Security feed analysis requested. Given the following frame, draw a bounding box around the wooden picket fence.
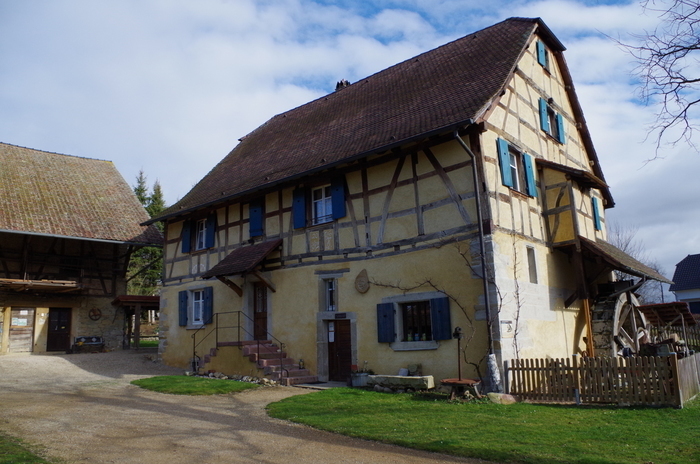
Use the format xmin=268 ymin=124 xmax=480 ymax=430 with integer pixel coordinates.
xmin=505 ymin=353 xmax=700 ymax=408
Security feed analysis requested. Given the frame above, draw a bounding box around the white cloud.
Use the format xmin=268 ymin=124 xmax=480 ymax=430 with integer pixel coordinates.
xmin=1 ymin=0 xmax=697 ymax=278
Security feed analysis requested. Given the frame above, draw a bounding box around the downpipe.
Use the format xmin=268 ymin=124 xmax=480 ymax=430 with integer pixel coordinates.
xmin=454 ymin=129 xmax=503 ymax=393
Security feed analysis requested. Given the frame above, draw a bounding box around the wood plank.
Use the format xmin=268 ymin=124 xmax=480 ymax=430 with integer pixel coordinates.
xmin=216 ymin=276 xmax=243 ymax=297
xmin=377 ymin=156 xmax=406 ymax=244
xmin=411 ymin=153 xmax=424 ymax=236
xmin=251 ymin=270 xmax=276 ymax=293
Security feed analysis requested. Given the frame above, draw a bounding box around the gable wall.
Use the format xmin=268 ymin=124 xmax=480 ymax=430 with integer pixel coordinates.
xmin=479 ymin=35 xmax=607 ymax=362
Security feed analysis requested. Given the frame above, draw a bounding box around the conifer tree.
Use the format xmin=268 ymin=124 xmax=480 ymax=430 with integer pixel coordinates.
xmin=127 ymin=172 xmax=166 ymax=295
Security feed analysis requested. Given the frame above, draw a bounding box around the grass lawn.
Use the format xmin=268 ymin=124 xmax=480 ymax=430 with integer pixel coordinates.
xmin=0 ymin=432 xmax=55 ymax=464
xmin=131 ymin=375 xmax=260 ymax=395
xmin=267 ymin=388 xmax=700 ymax=464
xmin=134 ymin=339 xmax=158 ymax=348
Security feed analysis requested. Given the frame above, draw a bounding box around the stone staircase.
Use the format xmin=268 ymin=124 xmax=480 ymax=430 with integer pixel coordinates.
xmin=202 ymin=340 xmax=318 ymax=386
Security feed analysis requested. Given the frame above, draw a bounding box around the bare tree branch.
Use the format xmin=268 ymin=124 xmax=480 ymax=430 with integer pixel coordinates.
xmin=621 ymin=0 xmax=700 ymax=153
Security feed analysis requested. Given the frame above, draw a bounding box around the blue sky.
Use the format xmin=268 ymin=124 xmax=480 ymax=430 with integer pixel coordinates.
xmin=1 ymin=0 xmax=698 ymax=287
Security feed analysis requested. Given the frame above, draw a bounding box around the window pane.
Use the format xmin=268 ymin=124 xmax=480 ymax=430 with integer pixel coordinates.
xmin=195 ymin=219 xmax=206 ymax=250
xmin=325 ymin=279 xmax=336 ymax=311
xmin=312 ymin=185 xmax=333 ymax=224
xmin=401 ymin=301 xmax=432 ymax=341
xmin=192 ymin=290 xmax=204 ymax=323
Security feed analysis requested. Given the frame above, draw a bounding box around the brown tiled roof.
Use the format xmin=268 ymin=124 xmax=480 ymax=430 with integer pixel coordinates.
xmin=0 ymin=142 xmax=163 ymax=245
xmin=579 ymin=236 xmax=672 ymax=284
xmin=153 ymin=17 xmax=556 ymax=222
xmin=201 ymin=239 xmax=282 ymax=278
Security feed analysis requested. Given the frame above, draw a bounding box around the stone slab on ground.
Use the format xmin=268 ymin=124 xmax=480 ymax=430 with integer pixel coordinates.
xmin=367 ymin=374 xmax=435 ymax=389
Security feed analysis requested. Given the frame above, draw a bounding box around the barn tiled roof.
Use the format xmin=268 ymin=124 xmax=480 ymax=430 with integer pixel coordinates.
xmin=153 ymin=17 xmax=576 ymax=223
xmin=670 ymin=254 xmax=700 ymax=292
xmin=0 ymin=142 xmax=163 ymax=245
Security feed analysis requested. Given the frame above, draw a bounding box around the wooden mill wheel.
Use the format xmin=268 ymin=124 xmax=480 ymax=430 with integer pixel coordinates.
xmin=591 ymin=292 xmax=648 ymax=357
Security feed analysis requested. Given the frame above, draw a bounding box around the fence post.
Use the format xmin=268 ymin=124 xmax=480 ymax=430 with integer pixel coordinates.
xmin=669 ymin=353 xmax=682 ymax=408
xmin=504 ymin=360 xmax=510 ymax=394
xmin=572 ymin=354 xmax=581 ymax=405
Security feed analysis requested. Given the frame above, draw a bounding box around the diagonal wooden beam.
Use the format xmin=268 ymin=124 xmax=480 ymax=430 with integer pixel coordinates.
xmin=216 ymin=276 xmax=243 ymax=297
xmin=251 ymin=270 xmax=276 ymax=293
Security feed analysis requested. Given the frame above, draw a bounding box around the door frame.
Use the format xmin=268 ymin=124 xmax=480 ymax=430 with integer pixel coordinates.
xmin=244 ymin=273 xmax=273 ymax=341
xmin=252 ymin=281 xmax=268 ymax=340
xmin=47 ymin=307 xmax=72 ymax=352
xmin=316 ymin=311 xmax=357 ymax=382
xmin=8 ymin=307 xmax=36 ymax=353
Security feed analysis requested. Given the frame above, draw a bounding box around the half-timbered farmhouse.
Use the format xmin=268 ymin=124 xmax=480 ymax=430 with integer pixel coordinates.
xmin=0 ymin=143 xmax=163 ymax=354
xmin=148 ymin=18 xmax=670 ymax=387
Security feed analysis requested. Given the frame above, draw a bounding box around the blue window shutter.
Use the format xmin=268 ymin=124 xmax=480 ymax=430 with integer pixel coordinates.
xmin=523 ymin=153 xmax=537 ymax=197
xmin=496 ymin=138 xmax=513 ymax=188
xmin=592 ymin=197 xmax=602 ymax=231
xmin=203 ymin=287 xmax=214 ymax=324
xmin=430 ymin=297 xmax=452 ymax=341
xmin=539 ymin=98 xmax=550 ymax=133
xmin=249 ymin=199 xmax=264 ymax=237
xmin=331 ymin=177 xmax=346 ymax=220
xmin=376 ymin=303 xmax=395 ymax=343
xmin=293 ymin=188 xmax=307 ymax=228
xmin=536 ymin=40 xmax=547 ymax=67
xmin=181 ymin=220 xmax=191 ymax=253
xmin=178 ymin=291 xmax=188 ymax=326
xmin=556 ymin=113 xmax=566 ymax=144
xmin=205 ymin=214 xmax=216 ymax=248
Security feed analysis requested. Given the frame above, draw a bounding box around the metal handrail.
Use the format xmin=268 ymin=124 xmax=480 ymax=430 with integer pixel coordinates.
xmin=190 ymin=311 xmax=290 ymax=379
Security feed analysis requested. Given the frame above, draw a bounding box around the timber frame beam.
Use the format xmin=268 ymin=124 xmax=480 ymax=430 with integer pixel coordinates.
xmin=216 ymin=276 xmax=243 ymax=297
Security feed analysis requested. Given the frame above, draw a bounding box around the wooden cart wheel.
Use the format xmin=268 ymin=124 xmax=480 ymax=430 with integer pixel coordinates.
xmin=592 ymin=292 xmax=647 ymax=356
xmin=88 ymin=308 xmax=102 ymax=321
xmin=612 ymin=294 xmax=648 ymax=355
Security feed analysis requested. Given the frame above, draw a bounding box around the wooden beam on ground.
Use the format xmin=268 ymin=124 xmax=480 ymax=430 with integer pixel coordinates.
xmin=216 ymin=276 xmax=243 ymax=297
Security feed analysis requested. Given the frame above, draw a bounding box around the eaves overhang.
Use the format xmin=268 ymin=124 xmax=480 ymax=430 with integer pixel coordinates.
xmin=144 ymin=119 xmax=477 ymax=225
xmin=0 ymin=228 xmax=163 ymax=247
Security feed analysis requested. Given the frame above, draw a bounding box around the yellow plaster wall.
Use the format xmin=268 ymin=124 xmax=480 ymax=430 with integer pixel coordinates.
xmin=0 ymin=294 xmax=126 ymax=355
xmin=160 ymin=240 xmax=490 ymax=381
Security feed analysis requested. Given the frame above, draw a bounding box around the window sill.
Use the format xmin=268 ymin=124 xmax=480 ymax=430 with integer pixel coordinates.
xmin=390 ymin=341 xmax=439 ymax=351
xmin=508 ymin=188 xmax=533 ymax=199
xmin=186 ymin=324 xmax=205 ymax=330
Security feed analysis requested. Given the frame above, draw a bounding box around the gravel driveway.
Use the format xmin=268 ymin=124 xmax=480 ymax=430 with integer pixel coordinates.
xmin=0 ymin=350 xmax=486 ymax=464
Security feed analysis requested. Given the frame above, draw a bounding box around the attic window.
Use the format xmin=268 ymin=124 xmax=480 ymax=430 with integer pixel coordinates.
xmin=539 ymin=98 xmax=566 ymax=144
xmin=536 ymin=40 xmax=550 ymax=70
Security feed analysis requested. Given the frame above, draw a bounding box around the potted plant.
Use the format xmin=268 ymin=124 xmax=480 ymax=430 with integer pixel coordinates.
xmin=350 ymin=361 xmax=374 ymax=387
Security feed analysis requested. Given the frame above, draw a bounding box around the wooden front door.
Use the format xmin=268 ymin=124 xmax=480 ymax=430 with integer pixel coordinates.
xmin=253 ymin=282 xmax=268 ymax=340
xmin=47 ymin=307 xmax=72 ymax=352
xmin=9 ymin=308 xmax=35 ymax=353
xmin=328 ymin=319 xmax=352 ymax=382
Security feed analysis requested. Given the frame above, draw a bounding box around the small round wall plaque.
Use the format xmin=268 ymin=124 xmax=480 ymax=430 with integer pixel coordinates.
xmin=355 ymin=269 xmax=370 ymax=293
xmin=88 ymin=308 xmax=102 ymax=321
